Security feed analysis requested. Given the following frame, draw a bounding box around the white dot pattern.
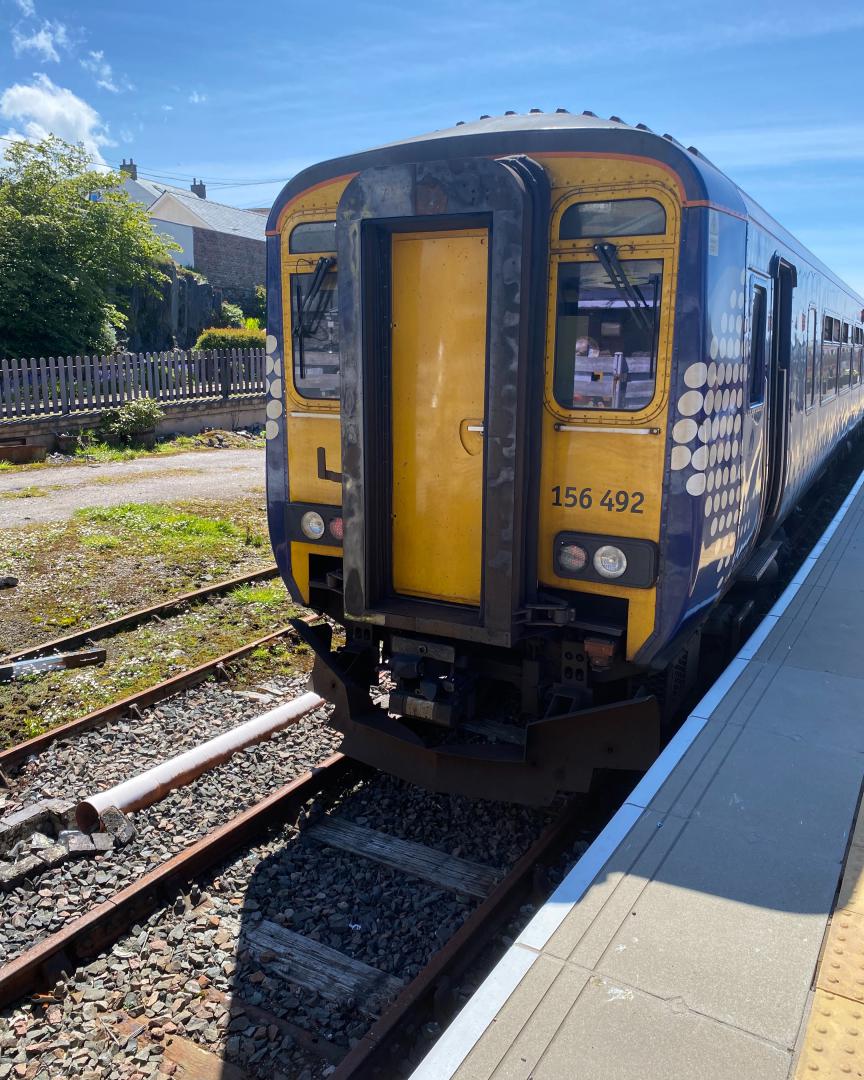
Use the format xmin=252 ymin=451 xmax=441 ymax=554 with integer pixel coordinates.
xmin=672 ymin=281 xmax=747 ymax=589
xmin=265 ymin=336 xmax=284 ymax=441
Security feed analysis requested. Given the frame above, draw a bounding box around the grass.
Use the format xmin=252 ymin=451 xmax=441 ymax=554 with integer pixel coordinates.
xmin=0 ymin=582 xmax=303 ymax=748
xmin=0 ymin=485 xmax=52 ymax=499
xmin=0 ymin=497 xmax=274 ymax=657
xmin=75 ymin=503 xmax=258 ymax=557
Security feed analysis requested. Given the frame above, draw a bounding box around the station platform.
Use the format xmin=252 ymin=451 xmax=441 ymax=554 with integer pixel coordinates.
xmin=413 ymin=469 xmax=864 ymax=1080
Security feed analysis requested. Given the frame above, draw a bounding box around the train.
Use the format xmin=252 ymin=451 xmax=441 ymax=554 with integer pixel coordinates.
xmin=264 ymin=111 xmax=864 ymax=804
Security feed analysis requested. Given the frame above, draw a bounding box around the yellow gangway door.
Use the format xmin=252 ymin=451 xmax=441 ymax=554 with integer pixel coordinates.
xmin=390 ymin=229 xmax=488 ymax=606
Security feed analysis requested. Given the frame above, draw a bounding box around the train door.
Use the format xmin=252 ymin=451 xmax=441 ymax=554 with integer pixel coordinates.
xmin=390 ymin=229 xmax=488 ymax=605
xmin=761 ymin=257 xmax=797 ymax=530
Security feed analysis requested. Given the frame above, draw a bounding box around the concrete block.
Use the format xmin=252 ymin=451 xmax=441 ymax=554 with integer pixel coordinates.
xmin=100 ymin=806 xmax=135 ymax=847
xmin=35 ymin=843 xmax=69 ymax=869
xmin=62 ymin=831 xmax=96 ymax=855
xmin=0 ymin=854 xmax=44 ymax=890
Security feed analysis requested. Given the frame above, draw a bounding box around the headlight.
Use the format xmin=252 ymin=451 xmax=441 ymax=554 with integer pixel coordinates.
xmin=593 ymin=545 xmax=628 ymax=579
xmin=558 ymin=542 xmax=588 ymax=573
xmin=300 ymin=511 xmax=325 ymax=540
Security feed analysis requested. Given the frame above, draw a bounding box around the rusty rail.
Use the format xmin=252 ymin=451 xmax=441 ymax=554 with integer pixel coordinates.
xmin=332 ymin=796 xmax=588 ymax=1079
xmin=1 ymin=564 xmax=279 ymax=665
xmin=0 ymin=624 xmax=300 ymax=773
xmin=0 ymin=754 xmax=352 ymax=1008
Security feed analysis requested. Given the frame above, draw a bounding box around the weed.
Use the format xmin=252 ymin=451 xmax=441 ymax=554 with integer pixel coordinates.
xmin=231 ymin=583 xmax=288 ymax=608
xmin=21 ymin=715 xmax=46 ymax=739
xmin=81 ymin=532 xmax=122 ymax=551
xmin=0 ymin=485 xmax=49 ymax=499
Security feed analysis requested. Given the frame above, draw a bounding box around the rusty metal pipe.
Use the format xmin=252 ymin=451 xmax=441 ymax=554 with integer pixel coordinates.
xmin=75 ymin=691 xmax=324 ymax=831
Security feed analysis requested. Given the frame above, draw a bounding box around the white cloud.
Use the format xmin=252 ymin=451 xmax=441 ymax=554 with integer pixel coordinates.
xmin=14 ymin=0 xmax=36 ymax=15
xmin=189 ymin=90 xmax=207 ymax=104
xmin=161 ymin=104 xmax=173 ymax=112
xmin=0 ymin=74 xmax=111 ymax=163
xmin=80 ymin=49 xmax=130 ymax=93
xmin=11 ymin=19 xmax=70 ymax=63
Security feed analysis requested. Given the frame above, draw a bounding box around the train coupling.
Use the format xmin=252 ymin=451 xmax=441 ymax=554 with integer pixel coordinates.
xmin=290 ymin=619 xmax=661 ymax=807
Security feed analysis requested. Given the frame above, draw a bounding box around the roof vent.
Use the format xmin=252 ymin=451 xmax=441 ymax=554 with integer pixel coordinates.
xmin=480 ymin=114 xmax=491 ymax=119
xmin=609 ymin=115 xmax=623 ymax=123
xmin=635 ymin=123 xmax=652 ymax=131
xmin=555 ymin=107 xmax=569 ymax=113
xmin=687 ymin=146 xmax=700 ymax=156
xmin=582 ymin=110 xmax=597 ymax=117
xmin=529 ymin=107 xmax=542 ymax=113
xmin=504 ymin=110 xmax=516 ymax=115
xmin=456 ymin=120 xmax=465 ymax=126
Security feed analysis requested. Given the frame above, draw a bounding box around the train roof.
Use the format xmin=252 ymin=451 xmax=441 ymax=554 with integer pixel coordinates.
xmin=268 ymin=111 xmax=861 ymax=305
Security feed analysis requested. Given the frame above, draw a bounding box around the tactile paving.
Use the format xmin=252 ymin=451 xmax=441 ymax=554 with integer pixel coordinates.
xmin=795 ymin=989 xmax=864 ymax=1077
xmin=818 ymin=910 xmax=864 ymax=1003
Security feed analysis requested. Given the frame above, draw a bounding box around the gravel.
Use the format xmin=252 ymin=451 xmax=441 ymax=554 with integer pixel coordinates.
xmin=0 ymin=772 xmax=551 ymax=1079
xmin=0 ymin=675 xmax=340 ymax=968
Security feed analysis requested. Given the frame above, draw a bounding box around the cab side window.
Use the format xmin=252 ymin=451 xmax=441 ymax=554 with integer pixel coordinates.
xmin=748 ymin=284 xmax=767 ymax=406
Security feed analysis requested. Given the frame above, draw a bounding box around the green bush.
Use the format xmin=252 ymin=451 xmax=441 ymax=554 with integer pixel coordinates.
xmin=252 ymin=284 xmax=266 ymax=322
xmin=193 ymin=326 xmax=266 ymax=350
xmin=218 ymin=301 xmax=245 ymax=328
xmin=244 ymin=316 xmax=261 ymax=332
xmin=98 ymin=398 xmax=165 ymax=443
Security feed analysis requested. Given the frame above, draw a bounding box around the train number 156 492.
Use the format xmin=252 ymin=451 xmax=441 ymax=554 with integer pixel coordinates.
xmin=551 ymin=486 xmax=645 ymax=513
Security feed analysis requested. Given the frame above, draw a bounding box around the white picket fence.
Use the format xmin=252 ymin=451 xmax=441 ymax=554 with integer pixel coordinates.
xmin=0 ymin=348 xmax=266 ymax=421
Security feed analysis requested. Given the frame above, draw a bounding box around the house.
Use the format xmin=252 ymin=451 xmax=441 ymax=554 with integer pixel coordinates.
xmin=120 ymin=159 xmax=266 ymax=308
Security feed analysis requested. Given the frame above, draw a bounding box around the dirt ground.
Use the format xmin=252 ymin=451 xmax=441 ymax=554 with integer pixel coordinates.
xmin=0 ymin=448 xmax=266 ymax=526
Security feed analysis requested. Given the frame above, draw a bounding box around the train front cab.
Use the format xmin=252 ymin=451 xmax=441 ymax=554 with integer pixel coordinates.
xmin=270 ymin=151 xmax=684 ymax=805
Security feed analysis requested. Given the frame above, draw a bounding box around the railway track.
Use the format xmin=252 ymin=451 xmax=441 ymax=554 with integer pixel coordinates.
xmin=0 ymin=734 xmax=595 ymax=1079
xmin=0 ymin=622 xmax=297 ymax=777
xmin=1 ymin=564 xmax=279 ymax=667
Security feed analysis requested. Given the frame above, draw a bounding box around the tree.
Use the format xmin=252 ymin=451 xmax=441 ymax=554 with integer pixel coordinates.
xmin=0 ymin=136 xmax=176 ymax=359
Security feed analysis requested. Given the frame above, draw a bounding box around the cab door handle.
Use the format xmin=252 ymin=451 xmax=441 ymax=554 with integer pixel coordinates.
xmin=459 ymin=419 xmax=485 ymax=455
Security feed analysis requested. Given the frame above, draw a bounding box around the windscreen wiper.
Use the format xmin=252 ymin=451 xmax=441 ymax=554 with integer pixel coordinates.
xmin=293 ymin=255 xmax=335 ymax=379
xmin=592 ymin=242 xmax=654 ymax=335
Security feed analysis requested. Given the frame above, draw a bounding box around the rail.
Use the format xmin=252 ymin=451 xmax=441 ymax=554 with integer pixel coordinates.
xmin=0 ymin=347 xmax=266 ymax=421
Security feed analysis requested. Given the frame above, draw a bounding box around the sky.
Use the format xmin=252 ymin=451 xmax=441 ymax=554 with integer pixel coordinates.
xmin=1 ymin=0 xmax=863 ymax=291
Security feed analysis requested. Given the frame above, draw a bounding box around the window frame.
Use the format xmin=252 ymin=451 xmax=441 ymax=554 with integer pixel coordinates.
xmin=840 ymin=320 xmax=853 ymax=393
xmin=747 ymin=279 xmax=769 ymax=410
xmin=545 ymin=184 xmax=679 ymax=424
xmin=282 ymin=213 xmax=342 ymax=412
xmin=805 ymin=305 xmax=818 ymax=410
xmin=288 ymin=266 xmax=340 ymax=401
xmin=550 ymin=255 xmax=665 ymax=413
xmin=558 ymin=197 xmax=667 ymax=241
xmin=821 ymin=312 xmax=841 ymax=403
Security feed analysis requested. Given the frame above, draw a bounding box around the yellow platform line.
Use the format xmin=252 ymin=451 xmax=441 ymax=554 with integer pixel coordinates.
xmin=796 ymin=802 xmax=864 ymax=1077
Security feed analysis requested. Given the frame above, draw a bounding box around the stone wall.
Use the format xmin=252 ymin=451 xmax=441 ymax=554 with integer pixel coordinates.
xmin=125 ymin=263 xmax=222 ymax=351
xmin=192 ymin=229 xmax=266 ymax=309
xmin=0 ymin=396 xmax=265 ymax=461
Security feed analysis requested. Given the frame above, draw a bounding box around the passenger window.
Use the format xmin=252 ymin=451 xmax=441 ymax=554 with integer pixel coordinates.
xmin=854 ymin=327 xmax=863 ymax=387
xmin=552 ymin=258 xmax=662 ymax=411
xmin=806 ymin=307 xmax=818 ymax=407
xmin=289 ymin=221 xmax=337 ymax=254
xmin=559 ymin=198 xmax=666 ymax=239
xmin=821 ymin=315 xmax=839 ymax=401
xmin=841 ymin=322 xmax=852 ymax=389
xmin=290 ymin=268 xmax=340 ymax=399
xmin=748 ymin=284 xmax=767 ymax=406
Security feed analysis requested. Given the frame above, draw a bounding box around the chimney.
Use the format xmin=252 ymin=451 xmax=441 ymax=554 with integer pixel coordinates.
xmin=120 ymin=158 xmax=137 ymax=181
xmin=190 ymin=178 xmax=206 ymax=199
